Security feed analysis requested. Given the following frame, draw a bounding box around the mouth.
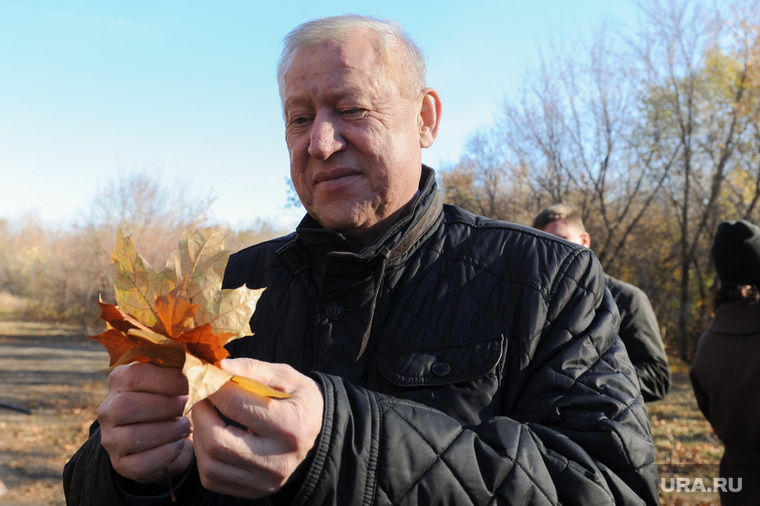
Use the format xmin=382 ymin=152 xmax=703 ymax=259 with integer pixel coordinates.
xmin=314 ymin=168 xmax=361 ymax=186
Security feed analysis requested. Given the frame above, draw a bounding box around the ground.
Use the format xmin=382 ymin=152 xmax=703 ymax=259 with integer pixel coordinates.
xmin=648 ymin=360 xmax=724 ymax=505
xmin=0 ymin=317 xmax=107 ymax=506
xmin=0 ymin=313 xmax=723 ymax=505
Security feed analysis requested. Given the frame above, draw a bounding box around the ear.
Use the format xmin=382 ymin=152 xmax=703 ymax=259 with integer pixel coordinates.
xmin=418 ymin=88 xmax=442 ymax=148
xmin=580 ymin=231 xmax=591 ymax=248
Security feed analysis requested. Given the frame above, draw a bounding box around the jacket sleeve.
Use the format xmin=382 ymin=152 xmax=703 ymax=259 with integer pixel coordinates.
xmin=613 ymin=281 xmax=671 ymax=402
xmin=63 ymin=422 xmax=129 ymax=506
xmin=287 ymin=250 xmax=659 ymax=505
xmin=689 ymin=370 xmax=712 ymax=424
xmin=689 ymin=339 xmax=712 ymax=425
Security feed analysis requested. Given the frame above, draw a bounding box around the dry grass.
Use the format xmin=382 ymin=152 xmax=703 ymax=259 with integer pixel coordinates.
xmin=650 ymin=358 xmax=723 ymax=505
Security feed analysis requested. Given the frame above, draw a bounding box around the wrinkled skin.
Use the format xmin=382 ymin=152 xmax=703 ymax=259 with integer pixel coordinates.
xmin=97 ymin=363 xmax=193 ymax=483
xmin=191 ymin=359 xmax=323 ymax=498
xmin=283 ymin=28 xmax=440 ymax=248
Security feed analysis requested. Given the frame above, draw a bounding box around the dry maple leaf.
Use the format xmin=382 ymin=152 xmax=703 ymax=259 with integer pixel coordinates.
xmin=92 ymin=229 xmax=289 ymax=414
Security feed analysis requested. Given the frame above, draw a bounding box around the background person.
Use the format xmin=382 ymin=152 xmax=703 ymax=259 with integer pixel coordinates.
xmin=532 ymin=203 xmax=671 ymax=402
xmin=691 ymin=219 xmax=760 ymax=505
xmin=63 ymin=15 xmax=658 ymax=505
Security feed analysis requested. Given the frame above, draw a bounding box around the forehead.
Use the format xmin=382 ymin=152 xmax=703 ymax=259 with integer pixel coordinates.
xmin=282 ymin=33 xmax=394 ymax=105
xmin=543 ymin=219 xmax=577 ymax=237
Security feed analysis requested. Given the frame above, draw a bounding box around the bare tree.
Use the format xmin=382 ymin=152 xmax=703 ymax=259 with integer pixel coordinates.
xmin=438 ymin=0 xmax=760 ymax=360
xmin=439 ymin=130 xmax=536 ymax=223
xmin=490 ymin=22 xmax=671 ymax=276
xmin=629 ymin=0 xmax=760 ymax=358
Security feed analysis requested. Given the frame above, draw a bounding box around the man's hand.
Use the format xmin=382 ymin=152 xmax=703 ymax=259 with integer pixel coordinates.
xmin=97 ymin=363 xmax=193 ymax=484
xmin=191 ymin=358 xmax=324 ymax=499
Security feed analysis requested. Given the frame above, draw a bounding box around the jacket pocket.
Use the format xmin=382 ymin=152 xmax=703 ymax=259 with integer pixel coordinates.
xmin=377 ymin=336 xmax=505 ymax=387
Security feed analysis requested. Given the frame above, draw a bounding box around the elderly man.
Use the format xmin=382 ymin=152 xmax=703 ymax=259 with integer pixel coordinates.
xmin=63 ymin=15 xmax=658 ymax=505
xmin=532 ymin=203 xmax=671 ymax=403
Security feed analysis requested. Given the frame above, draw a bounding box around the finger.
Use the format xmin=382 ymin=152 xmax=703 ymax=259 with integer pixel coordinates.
xmin=111 ymin=437 xmax=194 ymax=484
xmin=197 ymin=452 xmax=283 ymax=499
xmin=210 ymin=367 xmax=322 ymax=441
xmin=191 ymin=400 xmax=287 ymax=497
xmin=109 ymin=362 xmax=188 ymax=396
xmin=192 ymin=399 xmax=287 ymax=469
xmin=208 ymin=380 xmax=276 ymax=433
xmin=193 ymin=399 xmax=260 ymax=462
xmin=220 ymin=358 xmax=292 ymax=391
xmin=203 ymin=381 xmax=321 ymax=487
xmin=191 ymin=400 xmax=246 ymax=464
xmin=190 ymin=398 xmax=230 ymax=446
xmin=99 ymin=391 xmax=187 ymax=426
xmin=102 ymin=416 xmax=191 ymax=456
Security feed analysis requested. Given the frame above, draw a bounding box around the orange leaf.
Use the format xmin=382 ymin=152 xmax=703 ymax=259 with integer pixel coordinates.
xmin=154 ymin=290 xmax=198 ymax=338
xmin=91 ymin=325 xmax=187 ymax=369
xmin=97 ymin=300 xmax=154 ymax=336
xmin=91 ymin=328 xmax=142 ymax=368
xmin=174 ymin=324 xmax=230 ymax=366
xmin=112 ymin=335 xmax=187 ymax=369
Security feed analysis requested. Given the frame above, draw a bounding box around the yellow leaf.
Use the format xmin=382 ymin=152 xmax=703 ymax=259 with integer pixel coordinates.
xmin=181 ymin=356 xmax=292 ymax=414
xmin=182 ymin=353 xmax=233 ymax=413
xmin=91 ymin=228 xmax=282 ymax=413
xmin=230 ymin=375 xmax=292 ymax=399
xmin=167 ymin=229 xmax=259 ymax=339
xmin=200 ymin=286 xmax=262 ymax=343
xmin=111 ymin=231 xmax=174 ymax=327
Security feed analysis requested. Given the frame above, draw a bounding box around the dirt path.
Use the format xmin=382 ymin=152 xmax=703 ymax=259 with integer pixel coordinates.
xmin=0 ymin=318 xmax=109 ymax=506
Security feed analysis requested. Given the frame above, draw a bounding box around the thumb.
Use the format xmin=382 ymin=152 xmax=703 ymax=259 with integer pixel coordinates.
xmin=220 ymin=358 xmax=310 ymax=395
xmin=219 ymin=357 xmax=267 ymax=379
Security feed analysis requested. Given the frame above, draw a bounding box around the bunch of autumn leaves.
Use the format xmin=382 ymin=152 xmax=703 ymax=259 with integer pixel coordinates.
xmin=92 ymin=229 xmax=288 ymax=414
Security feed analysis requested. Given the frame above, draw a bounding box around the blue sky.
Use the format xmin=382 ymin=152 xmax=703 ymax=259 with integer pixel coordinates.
xmin=0 ymin=1 xmax=638 ymax=230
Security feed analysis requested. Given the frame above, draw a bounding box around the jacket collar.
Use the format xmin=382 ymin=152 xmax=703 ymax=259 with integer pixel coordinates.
xmin=709 ymin=300 xmax=760 ymax=335
xmin=276 ymin=165 xmax=443 ymax=361
xmin=289 ymin=164 xmax=442 ymax=265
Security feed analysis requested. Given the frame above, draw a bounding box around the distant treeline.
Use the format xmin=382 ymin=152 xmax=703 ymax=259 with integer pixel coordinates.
xmin=0 ymin=172 xmax=285 ymax=325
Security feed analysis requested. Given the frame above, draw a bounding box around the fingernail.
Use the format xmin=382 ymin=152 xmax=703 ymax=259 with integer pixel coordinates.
xmin=180 ymin=417 xmax=191 ymax=437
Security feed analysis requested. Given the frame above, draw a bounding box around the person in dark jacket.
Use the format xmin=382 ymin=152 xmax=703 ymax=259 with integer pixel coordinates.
xmin=691 ymin=219 xmax=760 ymax=505
xmin=532 ymin=204 xmax=671 ymax=402
xmin=63 ymin=15 xmax=659 ymax=505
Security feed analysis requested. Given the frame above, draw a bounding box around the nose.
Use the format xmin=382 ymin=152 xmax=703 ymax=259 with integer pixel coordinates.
xmin=308 ymin=113 xmax=344 ymax=160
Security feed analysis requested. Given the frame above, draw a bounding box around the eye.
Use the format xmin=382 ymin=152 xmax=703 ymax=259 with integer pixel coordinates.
xmin=341 ymin=108 xmax=367 ymax=119
xmin=287 ymin=115 xmax=312 ymax=128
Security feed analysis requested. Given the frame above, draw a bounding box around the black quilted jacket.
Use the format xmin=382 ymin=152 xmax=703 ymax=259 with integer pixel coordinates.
xmin=63 ymin=167 xmax=658 ymax=505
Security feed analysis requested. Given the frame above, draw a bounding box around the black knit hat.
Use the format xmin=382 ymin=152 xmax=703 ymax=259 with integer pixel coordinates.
xmin=712 ymin=220 xmax=760 ymax=286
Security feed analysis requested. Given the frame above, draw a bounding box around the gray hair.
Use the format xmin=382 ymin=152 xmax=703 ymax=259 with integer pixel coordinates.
xmin=276 ymin=14 xmax=427 ymax=102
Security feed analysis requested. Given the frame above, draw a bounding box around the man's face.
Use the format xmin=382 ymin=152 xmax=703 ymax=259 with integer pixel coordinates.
xmin=282 ymin=30 xmax=425 ymax=243
xmin=541 ymin=219 xmax=591 ymax=247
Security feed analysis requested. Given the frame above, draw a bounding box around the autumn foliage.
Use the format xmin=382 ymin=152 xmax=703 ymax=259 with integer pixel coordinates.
xmin=91 ymin=229 xmax=288 ymax=413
